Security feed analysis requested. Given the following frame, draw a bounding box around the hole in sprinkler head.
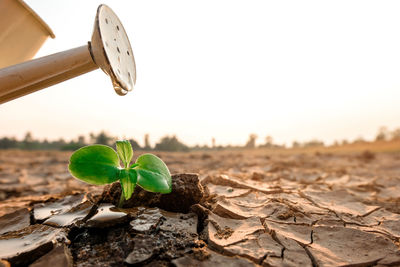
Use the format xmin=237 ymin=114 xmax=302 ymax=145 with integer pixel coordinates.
xmin=116 ymin=25 xmax=120 ymax=31
xmin=105 ymin=18 xmax=108 ymax=24
xmin=118 ymin=56 xmax=121 ymax=63
xmin=128 ymin=71 xmax=131 ymax=77
xmin=127 ymin=51 xmax=130 ymax=56
xmin=105 ymin=41 xmax=109 ymax=47
xmin=117 ymin=69 xmax=121 ymax=74
xmin=117 ymin=47 xmax=120 ymax=53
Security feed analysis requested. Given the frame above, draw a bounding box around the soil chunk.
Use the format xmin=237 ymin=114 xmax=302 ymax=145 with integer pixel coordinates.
xmin=0 ymin=225 xmax=67 ymax=266
xmin=104 ymin=173 xmax=204 ymax=213
xmin=224 ymin=232 xmax=282 ymax=263
xmin=130 ymin=208 xmax=163 ymax=233
xmin=309 ymin=226 xmax=400 ymax=266
xmin=0 ymin=208 xmax=30 ymax=235
xmin=33 ymin=194 xmax=85 ymax=222
xmin=172 ymin=248 xmax=258 ymax=267
xmin=159 ymin=210 xmax=198 ymax=235
xmin=124 ymin=235 xmax=155 ymax=265
xmin=263 ymin=232 xmax=313 ymax=267
xmin=206 ymin=212 xmax=264 ymax=249
xmin=44 ymin=201 xmax=93 ymax=227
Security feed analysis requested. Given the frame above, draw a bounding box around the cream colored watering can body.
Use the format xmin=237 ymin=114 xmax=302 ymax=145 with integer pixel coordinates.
xmin=0 ymin=2 xmax=136 ymax=104
xmin=0 ymin=0 xmax=55 ymax=68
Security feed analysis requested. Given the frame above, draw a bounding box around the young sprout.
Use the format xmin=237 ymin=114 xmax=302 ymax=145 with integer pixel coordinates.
xmin=68 ymin=140 xmax=172 ymax=207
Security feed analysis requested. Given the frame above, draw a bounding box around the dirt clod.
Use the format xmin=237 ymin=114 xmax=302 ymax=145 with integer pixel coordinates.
xmin=104 ymin=173 xmax=204 ymax=213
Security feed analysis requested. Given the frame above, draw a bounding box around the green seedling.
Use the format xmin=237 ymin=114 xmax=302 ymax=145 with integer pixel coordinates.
xmin=68 ymin=140 xmax=172 ymax=207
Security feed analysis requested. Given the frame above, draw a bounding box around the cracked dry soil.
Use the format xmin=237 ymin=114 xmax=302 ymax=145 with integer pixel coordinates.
xmin=0 ymin=149 xmax=399 ymax=266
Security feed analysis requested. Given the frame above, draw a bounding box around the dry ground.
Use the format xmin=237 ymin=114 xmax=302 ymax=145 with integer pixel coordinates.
xmin=0 ymin=145 xmax=400 ymax=266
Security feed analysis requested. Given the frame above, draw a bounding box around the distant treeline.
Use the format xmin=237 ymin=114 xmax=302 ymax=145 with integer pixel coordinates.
xmin=0 ymin=132 xmax=191 ymax=152
xmin=0 ymin=126 xmax=399 ymax=151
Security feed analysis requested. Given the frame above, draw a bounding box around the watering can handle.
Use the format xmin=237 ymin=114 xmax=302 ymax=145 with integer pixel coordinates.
xmin=0 ymin=44 xmax=97 ymax=104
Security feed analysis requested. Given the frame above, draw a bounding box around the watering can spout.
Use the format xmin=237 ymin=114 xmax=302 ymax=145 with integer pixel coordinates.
xmin=0 ymin=4 xmax=136 ymax=104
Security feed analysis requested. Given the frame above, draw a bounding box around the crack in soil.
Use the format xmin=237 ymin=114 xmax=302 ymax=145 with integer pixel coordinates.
xmin=310 ymin=230 xmax=314 ymax=244
xmin=302 ymin=244 xmax=318 ymax=267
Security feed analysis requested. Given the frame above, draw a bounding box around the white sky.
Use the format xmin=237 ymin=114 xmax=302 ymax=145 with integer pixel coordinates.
xmin=1 ymin=0 xmax=400 ymax=147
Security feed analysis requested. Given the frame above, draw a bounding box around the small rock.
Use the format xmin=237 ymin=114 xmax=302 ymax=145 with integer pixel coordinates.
xmin=125 ymin=249 xmax=154 ymax=265
xmin=30 ymin=244 xmax=73 ymax=267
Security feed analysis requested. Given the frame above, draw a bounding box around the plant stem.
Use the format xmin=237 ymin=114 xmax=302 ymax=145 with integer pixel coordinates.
xmin=130 ymin=163 xmax=139 ymax=168
xmin=118 ymin=192 xmax=125 ymax=208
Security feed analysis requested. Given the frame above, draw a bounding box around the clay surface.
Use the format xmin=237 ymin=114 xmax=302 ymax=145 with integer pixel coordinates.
xmin=0 ymin=150 xmax=400 ymax=266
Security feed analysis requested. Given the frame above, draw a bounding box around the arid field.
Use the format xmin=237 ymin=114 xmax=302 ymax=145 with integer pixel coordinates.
xmin=0 ymin=144 xmax=400 ymax=266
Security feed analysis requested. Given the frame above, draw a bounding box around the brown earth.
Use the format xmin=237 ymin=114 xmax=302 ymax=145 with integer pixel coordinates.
xmin=0 ymin=149 xmax=400 ymax=266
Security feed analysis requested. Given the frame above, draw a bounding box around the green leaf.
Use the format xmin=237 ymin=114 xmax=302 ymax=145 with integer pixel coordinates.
xmin=119 ymin=169 xmax=137 ymax=200
xmin=68 ymin=145 xmax=121 ymax=185
xmin=116 ymin=140 xmax=133 ymax=168
xmin=134 ymin=153 xmax=172 ymax=193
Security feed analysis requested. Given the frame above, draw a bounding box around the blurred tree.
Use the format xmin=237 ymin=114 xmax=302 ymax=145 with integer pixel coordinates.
xmin=391 ymin=128 xmax=400 ymax=140
xmin=0 ymin=137 xmax=17 ymax=149
xmin=129 ymin=139 xmax=142 ymax=150
xmin=265 ymin=136 xmax=273 ymax=145
xmin=245 ymin=134 xmax=257 ymax=148
xmin=77 ymin=135 xmax=86 ymax=144
xmin=155 ymin=135 xmax=189 ymax=152
xmin=353 ymin=136 xmax=366 ymax=144
xmin=22 ymin=132 xmax=35 ymax=149
xmin=144 ymin=134 xmax=151 ymax=150
xmin=292 ymin=141 xmax=301 ymax=148
xmin=375 ymin=126 xmax=389 ymax=141
xmin=91 ymin=131 xmax=113 ymax=146
xmin=259 ymin=135 xmax=275 ymax=148
xmin=304 ymin=139 xmax=324 ymax=147
xmin=60 ymin=136 xmax=86 ymax=151
xmin=333 ymin=140 xmax=340 ymax=146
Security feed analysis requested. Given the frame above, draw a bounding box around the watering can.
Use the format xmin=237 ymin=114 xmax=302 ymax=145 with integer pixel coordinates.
xmin=0 ymin=0 xmax=136 ymax=104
